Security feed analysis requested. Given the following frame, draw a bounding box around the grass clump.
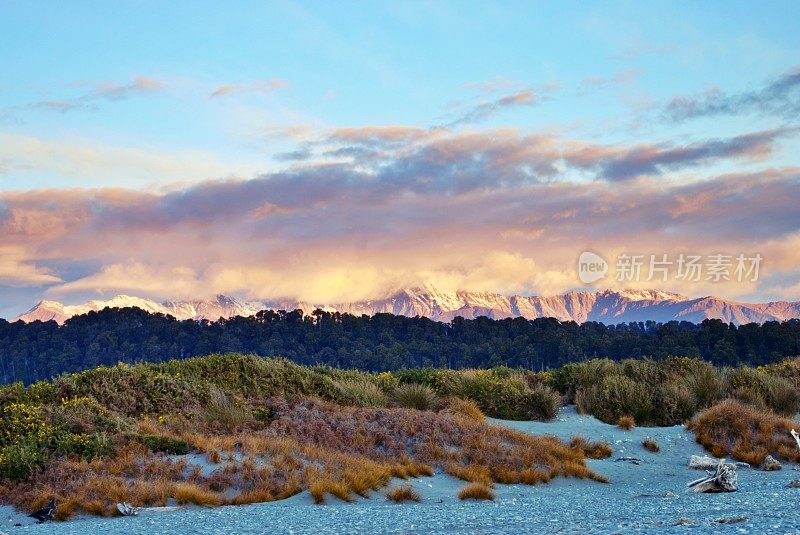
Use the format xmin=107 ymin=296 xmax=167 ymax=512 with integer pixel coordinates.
xmin=642 ymin=438 xmax=660 ymax=453
xmin=441 ymin=397 xmax=485 ymax=421
xmin=688 ymin=398 xmax=800 ymax=465
xmin=335 ymin=379 xmax=389 ymax=408
xmin=617 ymin=415 xmax=635 ymax=430
xmin=569 ymin=436 xmax=613 ymax=459
xmin=457 ymin=482 xmax=495 ymax=501
xmin=385 ymin=485 xmax=421 ymax=503
xmin=393 ymin=383 xmax=438 ymax=411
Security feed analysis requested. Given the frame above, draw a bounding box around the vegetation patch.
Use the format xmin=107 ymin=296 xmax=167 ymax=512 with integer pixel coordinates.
xmin=385 ymin=485 xmax=421 ymax=503
xmin=457 ymin=482 xmax=495 ymax=501
xmin=0 ymin=354 xmax=602 ymax=520
xmin=688 ymin=399 xmax=800 ymax=465
xmin=642 ymin=438 xmax=660 ymax=453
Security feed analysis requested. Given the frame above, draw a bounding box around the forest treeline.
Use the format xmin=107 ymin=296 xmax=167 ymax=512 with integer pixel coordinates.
xmin=1 ymin=307 xmax=799 ymax=384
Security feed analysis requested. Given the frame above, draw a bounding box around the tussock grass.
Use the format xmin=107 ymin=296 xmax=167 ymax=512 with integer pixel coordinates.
xmin=688 ymin=398 xmax=800 ymax=465
xmin=617 ymin=416 xmax=635 ymax=430
xmin=393 ymin=383 xmax=438 ymax=411
xmin=569 ymin=436 xmax=613 ymax=459
xmin=386 ymin=485 xmax=421 ymax=503
xmin=441 ymin=397 xmax=485 ymax=421
xmin=457 ymin=482 xmax=495 ymax=501
xmin=309 ymin=480 xmax=353 ymax=504
xmin=642 ymin=438 xmax=660 ymax=453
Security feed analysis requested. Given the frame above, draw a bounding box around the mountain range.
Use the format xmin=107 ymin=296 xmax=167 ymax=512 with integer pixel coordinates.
xmin=12 ymin=287 xmax=800 ymax=325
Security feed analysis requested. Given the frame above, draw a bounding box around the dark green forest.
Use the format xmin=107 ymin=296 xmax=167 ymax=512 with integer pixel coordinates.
xmin=1 ymin=307 xmax=799 ymax=384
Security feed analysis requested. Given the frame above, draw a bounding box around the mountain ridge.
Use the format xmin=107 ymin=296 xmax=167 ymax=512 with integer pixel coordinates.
xmin=12 ymin=288 xmax=800 ymax=325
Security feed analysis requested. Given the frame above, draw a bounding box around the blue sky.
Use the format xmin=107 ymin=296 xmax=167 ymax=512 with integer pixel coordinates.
xmin=0 ymin=1 xmax=799 ymax=316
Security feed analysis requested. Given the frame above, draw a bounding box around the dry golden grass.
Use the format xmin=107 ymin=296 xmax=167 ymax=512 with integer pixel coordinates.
xmin=53 ymin=498 xmax=78 ymax=521
xmin=385 ymin=485 xmax=421 ymax=503
xmin=444 ymin=462 xmax=494 ymax=486
xmin=642 ymin=438 xmax=660 ymax=453
xmin=617 ymin=415 xmax=635 ymax=430
xmin=309 ymin=480 xmax=353 ymax=504
xmin=442 ymin=397 xmax=486 ymax=422
xmin=171 ymin=482 xmax=223 ymax=507
xmin=457 ymin=482 xmax=495 ymax=501
xmin=569 ymin=436 xmax=614 ymax=459
xmin=0 ymin=396 xmax=603 ymax=518
xmin=688 ymin=398 xmax=800 ymax=466
xmin=231 ymin=488 xmax=274 ymax=505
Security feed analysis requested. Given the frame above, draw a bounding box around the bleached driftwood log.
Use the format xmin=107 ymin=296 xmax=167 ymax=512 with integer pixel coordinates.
xmin=116 ymin=502 xmax=140 ymax=516
xmin=688 ymin=461 xmax=738 ymax=493
xmin=791 ymin=429 xmax=800 ymax=452
xmin=688 ymin=455 xmax=735 ymax=470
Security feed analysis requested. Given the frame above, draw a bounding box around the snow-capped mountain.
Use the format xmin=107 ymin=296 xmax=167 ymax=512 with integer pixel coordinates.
xmin=12 ymin=288 xmax=800 ymax=325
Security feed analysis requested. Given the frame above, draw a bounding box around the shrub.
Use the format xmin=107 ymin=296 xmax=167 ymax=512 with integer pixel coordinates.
xmin=729 ymin=367 xmax=800 ymax=416
xmin=642 ymin=438 xmax=660 ymax=453
xmin=436 ymin=369 xmax=559 ymax=421
xmin=579 ymin=374 xmax=651 ymax=424
xmin=522 ymin=383 xmax=561 ymax=421
xmin=651 ymin=382 xmax=697 ymax=425
xmin=141 ymin=435 xmax=189 ymax=455
xmin=203 ymin=389 xmax=251 ymax=432
xmin=688 ymin=399 xmax=800 ymax=465
xmin=676 ymin=361 xmax=725 ymax=409
xmin=393 ymin=383 xmax=438 ymax=411
xmin=457 ymin=482 xmax=495 ymax=501
xmin=0 ymin=440 xmax=47 ymax=480
xmin=385 ymin=485 xmax=421 ymax=503
xmin=335 ymin=379 xmax=389 ymax=408
xmin=617 ymin=416 xmax=635 ymax=430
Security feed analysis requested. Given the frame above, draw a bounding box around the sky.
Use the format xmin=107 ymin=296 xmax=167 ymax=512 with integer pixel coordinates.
xmin=1 ymin=0 xmax=799 ymax=317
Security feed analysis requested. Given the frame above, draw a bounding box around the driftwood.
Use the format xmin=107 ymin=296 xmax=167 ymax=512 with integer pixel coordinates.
xmin=615 ymin=457 xmax=643 ymax=465
xmin=116 ymin=502 xmax=140 ymax=516
xmin=688 ymin=455 xmax=734 ymax=470
xmin=791 ymin=429 xmax=800 ymax=452
xmin=688 ymin=461 xmax=738 ymax=493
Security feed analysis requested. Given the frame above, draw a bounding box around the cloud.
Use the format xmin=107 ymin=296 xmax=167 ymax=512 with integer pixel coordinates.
xmin=26 ymin=76 xmax=165 ymax=113
xmin=463 ymin=77 xmax=518 ymax=94
xmin=0 ymin=246 xmax=62 ymax=287
xmin=564 ymin=128 xmax=793 ymax=181
xmin=210 ymin=79 xmax=288 ymax=98
xmin=664 ymin=65 xmax=800 ymax=121
xmin=0 ymin=131 xmax=260 ymax=188
xmin=2 ymin=154 xmax=798 ymax=305
xmin=446 ymin=89 xmax=539 ymax=126
xmin=1 ymin=123 xmax=798 ymax=306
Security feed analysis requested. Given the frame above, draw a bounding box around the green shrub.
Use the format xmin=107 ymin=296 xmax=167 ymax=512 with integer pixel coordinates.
xmin=578 ymin=374 xmax=652 ymax=424
xmin=55 ymin=432 xmax=112 ymax=459
xmin=141 ymin=434 xmax=189 ymax=455
xmin=676 ymin=362 xmax=724 ymax=409
xmin=651 ymin=382 xmax=697 ymax=424
xmin=0 ymin=440 xmax=47 ymax=480
xmin=521 ymin=383 xmax=560 ymax=421
xmin=335 ymin=379 xmax=389 ymax=408
xmin=729 ymin=367 xmax=800 ymax=416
